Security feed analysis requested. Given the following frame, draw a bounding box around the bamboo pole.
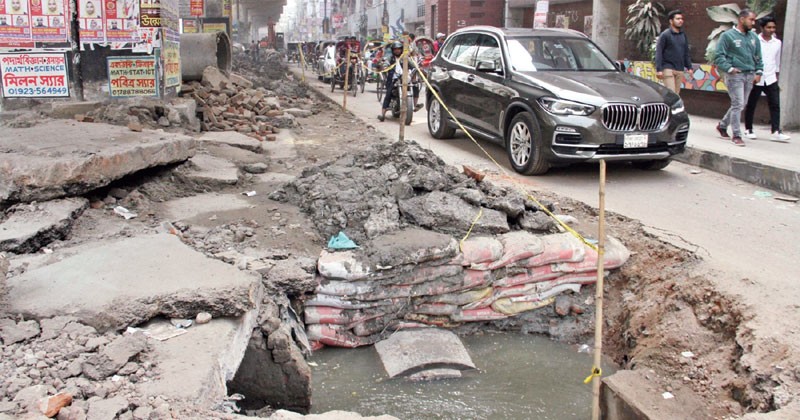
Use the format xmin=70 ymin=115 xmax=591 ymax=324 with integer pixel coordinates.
xmin=298 ymin=46 xmax=306 ymax=83
xmin=399 ymin=39 xmax=409 ymax=141
xmin=342 ymin=47 xmax=351 ymax=111
xmin=591 ymin=159 xmax=607 ymax=420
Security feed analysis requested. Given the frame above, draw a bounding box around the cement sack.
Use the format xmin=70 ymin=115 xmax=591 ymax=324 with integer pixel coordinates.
xmin=305 ymin=293 xmax=400 ymax=309
xmin=412 ymin=302 xmax=460 ymax=316
xmin=451 ymin=307 xmax=510 ymax=322
xmin=394 ymin=264 xmax=464 ymax=286
xmin=472 ymin=231 xmax=544 ymax=270
xmin=350 ymin=270 xmax=493 ymax=301
xmin=352 ymin=314 xmax=399 ymax=336
xmin=423 ymin=287 xmax=493 ymax=306
xmin=450 ymin=236 xmax=504 ymax=266
xmin=306 ymin=324 xmax=378 ymax=348
xmin=316 ymin=279 xmax=374 ymax=297
xmin=512 ymin=233 xmax=587 ymax=268
xmin=552 ymin=236 xmax=630 ymax=273
xmin=317 ymin=250 xmax=462 ymax=282
xmin=405 ymin=313 xmax=460 ymax=327
xmin=493 ymin=265 xmax=562 ymax=288
xmin=492 ymin=296 xmax=557 ymax=315
xmin=304 ymin=306 xmax=390 ymax=326
xmin=549 ymin=272 xmax=603 ymax=286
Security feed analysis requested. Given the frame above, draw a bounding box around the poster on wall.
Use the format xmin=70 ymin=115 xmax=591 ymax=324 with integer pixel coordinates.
xmin=583 ymin=15 xmax=593 ymax=38
xmin=107 ymin=55 xmax=158 ymax=97
xmin=222 ymin=0 xmax=229 ymax=17
xmin=534 ymin=1 xmax=548 ymax=29
xmin=30 ymin=0 xmax=70 ymax=43
xmin=0 ymin=0 xmax=34 ymax=47
xmin=78 ymin=0 xmax=104 ymax=42
xmin=162 ymin=39 xmax=179 ymax=87
xmin=139 ymin=0 xmax=159 ymax=28
xmin=0 ymin=52 xmax=69 ymax=97
xmin=202 ymin=22 xmax=225 ymax=33
xmin=181 ymin=18 xmax=197 ymax=33
xmin=160 ymin=0 xmax=177 ymax=40
xmin=105 ymin=0 xmax=139 ymax=42
xmin=189 ymin=0 xmax=201 ymax=17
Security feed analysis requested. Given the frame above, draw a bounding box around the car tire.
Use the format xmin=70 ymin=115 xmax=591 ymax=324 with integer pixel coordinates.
xmin=427 ymin=95 xmax=455 ymax=139
xmin=506 ymin=112 xmax=549 ymax=175
xmin=632 ymin=159 xmax=671 ymax=170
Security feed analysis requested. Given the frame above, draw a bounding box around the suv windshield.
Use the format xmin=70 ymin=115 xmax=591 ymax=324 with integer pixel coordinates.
xmin=506 ymin=36 xmax=616 ymax=72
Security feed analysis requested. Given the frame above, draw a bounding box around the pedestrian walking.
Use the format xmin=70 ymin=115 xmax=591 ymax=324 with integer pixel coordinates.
xmin=655 ymin=10 xmax=692 ymax=94
xmin=743 ymin=16 xmax=790 ymax=142
xmin=715 ymin=9 xmax=763 ymax=147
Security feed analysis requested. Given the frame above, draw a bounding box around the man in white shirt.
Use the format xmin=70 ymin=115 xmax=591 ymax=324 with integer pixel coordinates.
xmin=744 ymin=16 xmax=790 ymax=142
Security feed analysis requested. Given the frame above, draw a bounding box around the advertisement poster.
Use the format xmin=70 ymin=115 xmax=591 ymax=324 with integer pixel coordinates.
xmin=29 ymin=0 xmax=69 ymax=42
xmin=202 ymin=22 xmax=225 ymax=33
xmin=534 ymin=0 xmax=548 ymax=29
xmin=107 ymin=56 xmax=157 ymax=97
xmin=221 ymin=0 xmax=229 ymax=17
xmin=0 ymin=52 xmax=69 ymax=97
xmin=139 ymin=0 xmax=159 ymax=28
xmin=189 ymin=0 xmax=201 ymax=17
xmin=160 ymin=0 xmax=177 ymax=38
xmin=181 ymin=18 xmax=197 ymax=33
xmin=105 ymin=0 xmax=139 ymax=42
xmin=0 ymin=0 xmax=33 ymax=46
xmin=78 ymin=0 xmax=104 ymax=42
xmin=162 ymin=39 xmax=179 ymax=87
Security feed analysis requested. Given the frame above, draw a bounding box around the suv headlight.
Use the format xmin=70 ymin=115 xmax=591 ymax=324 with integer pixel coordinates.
xmin=671 ymin=98 xmax=685 ymax=115
xmin=538 ymin=97 xmax=596 ymax=116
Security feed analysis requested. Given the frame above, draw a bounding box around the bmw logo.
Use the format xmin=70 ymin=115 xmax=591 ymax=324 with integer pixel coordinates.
xmin=631 ymin=96 xmax=641 ymax=102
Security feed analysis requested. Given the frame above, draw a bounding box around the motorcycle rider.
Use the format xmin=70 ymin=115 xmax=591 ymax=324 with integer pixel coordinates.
xmin=377 ymin=41 xmax=423 ymax=122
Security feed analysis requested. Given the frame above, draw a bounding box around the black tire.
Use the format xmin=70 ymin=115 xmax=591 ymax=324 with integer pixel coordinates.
xmin=427 ymin=95 xmax=456 ymax=139
xmin=376 ymin=76 xmax=384 ymax=102
xmin=506 ymin=112 xmax=549 ymax=175
xmin=330 ymin=76 xmax=335 ymax=92
xmin=632 ymin=159 xmax=672 ymax=170
xmin=391 ymin=98 xmax=401 ymax=118
xmin=404 ymin=97 xmax=414 ymax=125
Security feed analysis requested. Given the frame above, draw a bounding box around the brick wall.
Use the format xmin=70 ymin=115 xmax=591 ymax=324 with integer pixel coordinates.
xmin=426 ymin=0 xmax=503 ymax=34
xmin=548 ymin=1 xmax=594 ymax=35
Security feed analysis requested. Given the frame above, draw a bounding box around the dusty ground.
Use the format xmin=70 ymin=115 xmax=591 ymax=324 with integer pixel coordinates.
xmin=2 ymin=56 xmax=797 ymax=419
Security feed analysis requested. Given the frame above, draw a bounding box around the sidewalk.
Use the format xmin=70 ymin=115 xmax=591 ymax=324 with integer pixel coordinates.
xmin=678 ymin=114 xmax=799 ymax=197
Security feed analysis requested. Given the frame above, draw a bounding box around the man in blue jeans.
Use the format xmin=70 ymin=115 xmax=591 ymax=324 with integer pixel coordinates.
xmin=715 ymin=9 xmax=763 ymax=147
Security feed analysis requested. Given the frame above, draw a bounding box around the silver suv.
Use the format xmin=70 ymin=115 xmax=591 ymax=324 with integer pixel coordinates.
xmin=426 ymin=26 xmax=690 ymax=175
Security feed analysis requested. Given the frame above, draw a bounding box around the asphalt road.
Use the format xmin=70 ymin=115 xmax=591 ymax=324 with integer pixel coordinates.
xmin=293 ymin=65 xmax=800 ymax=340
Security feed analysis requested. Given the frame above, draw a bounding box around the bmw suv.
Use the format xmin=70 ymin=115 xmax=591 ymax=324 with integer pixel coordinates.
xmin=426 ymin=26 xmax=690 ymax=175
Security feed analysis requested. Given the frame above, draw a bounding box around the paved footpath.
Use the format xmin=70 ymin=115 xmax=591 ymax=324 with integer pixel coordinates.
xmin=679 ymin=115 xmax=799 ymax=198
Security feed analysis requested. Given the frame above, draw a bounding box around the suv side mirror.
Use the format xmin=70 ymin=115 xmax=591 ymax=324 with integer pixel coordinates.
xmin=476 ymin=60 xmax=499 ymax=73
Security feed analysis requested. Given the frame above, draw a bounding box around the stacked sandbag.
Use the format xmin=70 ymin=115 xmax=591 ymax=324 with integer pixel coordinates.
xmin=305 ymin=228 xmax=630 ymax=348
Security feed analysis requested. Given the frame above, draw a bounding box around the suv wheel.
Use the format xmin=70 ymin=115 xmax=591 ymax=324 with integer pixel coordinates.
xmin=506 ymin=112 xmax=549 ymax=175
xmin=427 ymin=96 xmax=456 ymax=139
xmin=632 ymin=159 xmax=671 ymax=170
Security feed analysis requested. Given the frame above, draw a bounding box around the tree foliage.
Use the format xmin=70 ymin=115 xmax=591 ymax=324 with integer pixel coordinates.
xmin=624 ymin=0 xmax=666 ymax=57
xmin=704 ymin=1 xmax=776 ymax=63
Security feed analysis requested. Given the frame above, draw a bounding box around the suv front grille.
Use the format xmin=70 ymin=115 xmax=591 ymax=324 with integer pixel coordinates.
xmin=602 ymin=103 xmax=670 ymax=132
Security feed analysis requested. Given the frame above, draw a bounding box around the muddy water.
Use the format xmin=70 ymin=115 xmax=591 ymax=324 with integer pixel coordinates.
xmin=309 ymin=332 xmax=616 ymax=419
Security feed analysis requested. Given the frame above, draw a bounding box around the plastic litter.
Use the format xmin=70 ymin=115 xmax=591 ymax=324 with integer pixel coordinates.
xmin=327 ymin=231 xmax=359 ymax=250
xmin=662 ymin=392 xmax=674 ymax=400
xmin=170 ymin=318 xmax=193 ymax=328
xmin=242 ymin=190 xmax=257 ymax=197
xmin=754 ymin=191 xmax=773 ymax=198
xmin=113 ymin=206 xmax=137 ymax=220
xmin=681 ymin=351 xmax=694 ymax=358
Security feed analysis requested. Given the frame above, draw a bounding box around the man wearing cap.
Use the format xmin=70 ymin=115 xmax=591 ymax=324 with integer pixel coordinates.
xmin=434 ymin=33 xmax=446 ymax=53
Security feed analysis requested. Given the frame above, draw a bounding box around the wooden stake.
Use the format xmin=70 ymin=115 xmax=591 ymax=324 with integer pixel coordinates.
xmin=342 ymin=47 xmax=351 ymax=111
xmin=399 ymin=39 xmax=409 ymax=141
xmin=591 ymin=159 xmax=607 ymax=420
xmin=298 ymin=45 xmax=306 ymax=83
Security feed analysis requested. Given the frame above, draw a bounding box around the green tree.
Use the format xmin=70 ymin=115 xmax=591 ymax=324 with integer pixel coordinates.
xmin=624 ymin=0 xmax=666 ymax=57
xmin=705 ymin=1 xmax=776 ymax=63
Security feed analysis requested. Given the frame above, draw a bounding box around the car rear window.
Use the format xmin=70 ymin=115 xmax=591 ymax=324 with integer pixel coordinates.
xmin=507 ymin=36 xmax=616 ymax=72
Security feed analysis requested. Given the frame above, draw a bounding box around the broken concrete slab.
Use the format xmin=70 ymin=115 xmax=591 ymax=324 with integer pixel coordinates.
xmin=138 ymin=311 xmax=258 ymax=407
xmin=160 ymin=193 xmax=252 ymax=221
xmin=0 ymin=318 xmax=40 ymax=345
xmin=86 ymin=396 xmax=129 ymax=420
xmin=399 ymin=191 xmax=510 ymax=235
xmin=198 ymin=131 xmax=266 ymax=154
xmin=374 ymin=328 xmax=475 ymax=378
xmin=284 ymin=108 xmax=313 ymax=118
xmin=47 ymin=101 xmax=104 ymax=119
xmin=255 ymin=172 xmax=297 ymax=185
xmin=7 ymin=234 xmax=262 ymax=330
xmin=0 ymin=120 xmax=195 ymax=205
xmin=601 ymin=370 xmax=709 ymax=419
xmin=184 ymin=154 xmax=240 ymax=186
xmin=82 ymin=334 xmax=147 ymax=380
xmin=0 ymin=198 xmax=88 ymax=254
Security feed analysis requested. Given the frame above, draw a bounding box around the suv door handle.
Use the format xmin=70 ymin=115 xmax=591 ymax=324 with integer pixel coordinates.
xmin=467 ymin=75 xmax=475 ymax=82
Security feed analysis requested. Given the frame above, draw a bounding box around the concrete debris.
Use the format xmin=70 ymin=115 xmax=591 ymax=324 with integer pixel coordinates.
xmin=0 ymin=120 xmax=195 ymax=205
xmin=78 ymin=98 xmax=201 ymax=133
xmin=198 ymin=131 xmax=266 ymax=154
xmin=82 ymin=334 xmax=148 ymax=380
xmin=0 ymin=318 xmax=40 ymax=344
xmin=38 ymin=392 xmax=73 ymax=417
xmin=8 ymin=234 xmax=262 ymax=330
xmin=195 ymin=312 xmax=212 ymax=324
xmin=374 ymin=328 xmax=476 ymax=378
xmin=183 ymin=154 xmax=240 ymax=186
xmin=0 ymin=253 xmax=7 ymax=313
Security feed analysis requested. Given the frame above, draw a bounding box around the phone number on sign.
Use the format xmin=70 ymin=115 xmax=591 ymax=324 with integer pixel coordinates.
xmin=4 ymin=86 xmax=69 ymax=96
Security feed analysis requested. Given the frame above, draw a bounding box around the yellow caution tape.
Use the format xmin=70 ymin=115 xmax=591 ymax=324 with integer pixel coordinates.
xmin=459 ymin=208 xmax=483 ymax=252
xmin=408 ymin=58 xmax=599 ymax=253
xmin=583 ymin=366 xmax=602 ymax=384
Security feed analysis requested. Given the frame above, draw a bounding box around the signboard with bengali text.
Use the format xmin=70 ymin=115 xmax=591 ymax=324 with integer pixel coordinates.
xmin=162 ymin=39 xmax=179 ymax=87
xmin=107 ymin=55 xmax=158 ymax=97
xmin=189 ymin=0 xmax=202 ymax=16
xmin=0 ymin=52 xmax=69 ymax=97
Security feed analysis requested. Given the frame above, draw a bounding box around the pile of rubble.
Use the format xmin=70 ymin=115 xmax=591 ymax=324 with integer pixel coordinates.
xmin=273 ymin=140 xmax=632 ymax=347
xmin=78 ymin=98 xmax=201 ymax=133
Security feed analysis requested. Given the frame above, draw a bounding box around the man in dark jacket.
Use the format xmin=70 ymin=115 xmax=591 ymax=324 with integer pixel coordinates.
xmin=655 ymin=10 xmax=692 ymax=94
xmin=715 ymin=9 xmax=763 ymax=147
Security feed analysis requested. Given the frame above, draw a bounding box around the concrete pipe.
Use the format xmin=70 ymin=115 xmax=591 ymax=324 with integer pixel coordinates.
xmin=180 ymin=31 xmax=232 ymax=81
